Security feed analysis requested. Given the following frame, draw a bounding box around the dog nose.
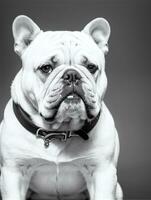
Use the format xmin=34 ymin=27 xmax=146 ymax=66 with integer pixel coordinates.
xmin=63 ymin=69 xmax=81 ymax=84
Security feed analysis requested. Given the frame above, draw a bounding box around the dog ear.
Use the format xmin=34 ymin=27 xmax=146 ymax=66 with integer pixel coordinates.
xmin=12 ymin=15 xmax=41 ymax=56
xmin=82 ymin=18 xmax=111 ymax=54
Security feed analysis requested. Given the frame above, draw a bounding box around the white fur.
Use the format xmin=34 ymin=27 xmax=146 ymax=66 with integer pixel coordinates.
xmin=0 ymin=16 xmax=123 ymax=200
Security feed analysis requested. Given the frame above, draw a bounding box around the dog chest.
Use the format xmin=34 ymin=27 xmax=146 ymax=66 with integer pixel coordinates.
xmin=29 ymin=161 xmax=86 ymax=196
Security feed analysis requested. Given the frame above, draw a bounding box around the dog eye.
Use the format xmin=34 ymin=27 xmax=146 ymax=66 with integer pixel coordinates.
xmin=87 ymin=64 xmax=98 ymax=74
xmin=39 ymin=64 xmax=53 ymax=74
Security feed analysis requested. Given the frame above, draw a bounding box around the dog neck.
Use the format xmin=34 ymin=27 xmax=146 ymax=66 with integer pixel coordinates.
xmin=12 ymin=100 xmax=101 ymax=147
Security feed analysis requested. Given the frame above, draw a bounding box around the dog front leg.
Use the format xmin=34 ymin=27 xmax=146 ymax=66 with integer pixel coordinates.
xmin=85 ymin=164 xmax=117 ymax=200
xmin=1 ymin=165 xmax=30 ymax=200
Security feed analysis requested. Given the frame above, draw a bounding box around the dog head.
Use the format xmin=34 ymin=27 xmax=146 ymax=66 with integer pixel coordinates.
xmin=12 ymin=15 xmax=110 ymax=130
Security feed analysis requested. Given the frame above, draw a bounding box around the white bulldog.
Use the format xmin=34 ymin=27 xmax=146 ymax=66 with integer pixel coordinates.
xmin=0 ymin=15 xmax=123 ymax=200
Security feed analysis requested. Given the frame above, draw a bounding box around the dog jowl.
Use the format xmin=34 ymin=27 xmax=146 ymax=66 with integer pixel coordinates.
xmin=0 ymin=15 xmax=123 ymax=200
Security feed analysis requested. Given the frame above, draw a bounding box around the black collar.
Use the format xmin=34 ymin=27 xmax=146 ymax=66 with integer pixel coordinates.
xmin=13 ymin=101 xmax=101 ymax=148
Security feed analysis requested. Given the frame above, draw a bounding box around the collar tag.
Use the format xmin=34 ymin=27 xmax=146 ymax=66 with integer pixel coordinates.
xmin=36 ymin=128 xmax=68 ymax=148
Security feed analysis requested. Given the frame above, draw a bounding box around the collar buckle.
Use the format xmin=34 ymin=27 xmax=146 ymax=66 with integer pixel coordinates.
xmin=67 ymin=131 xmax=79 ymax=138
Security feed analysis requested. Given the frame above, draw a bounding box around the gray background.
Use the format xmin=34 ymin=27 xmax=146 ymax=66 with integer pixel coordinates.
xmin=0 ymin=0 xmax=151 ymax=199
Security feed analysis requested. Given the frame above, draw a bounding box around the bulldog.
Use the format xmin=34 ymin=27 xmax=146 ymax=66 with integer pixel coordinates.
xmin=0 ymin=15 xmax=123 ymax=200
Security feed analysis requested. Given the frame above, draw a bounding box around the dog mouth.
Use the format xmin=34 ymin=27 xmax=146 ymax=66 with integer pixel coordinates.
xmin=64 ymin=94 xmax=81 ymax=104
xmin=43 ymin=84 xmax=94 ymax=122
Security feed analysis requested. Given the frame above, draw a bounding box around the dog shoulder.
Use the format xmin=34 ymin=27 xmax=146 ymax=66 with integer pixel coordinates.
xmin=101 ymin=102 xmax=116 ymax=130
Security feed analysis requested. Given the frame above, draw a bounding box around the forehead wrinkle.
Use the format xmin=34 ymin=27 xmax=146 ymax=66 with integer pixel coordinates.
xmin=57 ymin=34 xmax=99 ymax=66
xmin=57 ymin=34 xmax=81 ymax=65
xmin=30 ymin=31 xmax=102 ymax=67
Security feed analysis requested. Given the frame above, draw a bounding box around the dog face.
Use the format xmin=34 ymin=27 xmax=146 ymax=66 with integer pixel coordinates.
xmin=12 ymin=16 xmax=110 ymax=129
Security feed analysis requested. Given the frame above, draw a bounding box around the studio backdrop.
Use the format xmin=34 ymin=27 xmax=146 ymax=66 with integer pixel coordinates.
xmin=0 ymin=0 xmax=151 ymax=199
